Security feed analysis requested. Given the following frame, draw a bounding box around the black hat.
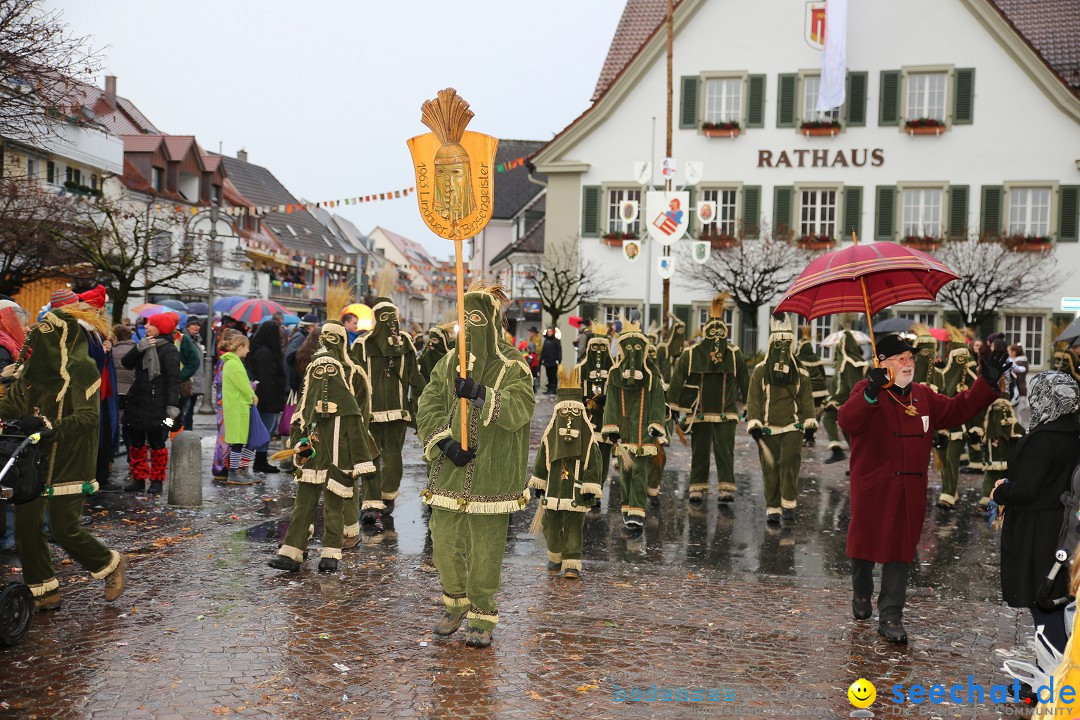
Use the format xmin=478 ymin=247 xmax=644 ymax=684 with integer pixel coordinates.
xmin=875 ymin=333 xmax=916 ymax=361
xmin=300 ymin=313 xmax=319 ymax=324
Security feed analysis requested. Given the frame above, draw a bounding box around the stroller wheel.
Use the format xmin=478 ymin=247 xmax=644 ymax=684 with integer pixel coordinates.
xmin=0 ymin=582 xmax=34 ymax=646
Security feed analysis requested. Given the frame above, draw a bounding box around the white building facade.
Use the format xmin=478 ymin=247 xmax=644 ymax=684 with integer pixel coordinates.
xmin=533 ymin=0 xmax=1080 ymax=365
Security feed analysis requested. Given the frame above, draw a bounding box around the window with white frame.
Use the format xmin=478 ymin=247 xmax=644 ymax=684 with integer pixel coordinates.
xmin=799 ymin=188 xmax=838 ymax=239
xmin=150 ymin=232 xmax=172 ymax=263
xmin=605 ymin=304 xmax=640 ymax=327
xmin=901 ymin=188 xmax=943 ymax=238
xmin=696 ymin=305 xmax=734 ymax=335
xmin=25 ymin=158 xmax=36 ymax=180
xmin=896 ymin=310 xmax=936 ymax=327
xmin=46 ymin=161 xmax=55 ymax=184
xmin=794 ymin=315 xmax=834 ymax=361
xmin=906 ymin=72 xmax=947 ymax=123
xmin=704 ymin=77 xmax=742 ymax=125
xmin=801 ymin=75 xmax=839 ymax=124
xmin=1008 ymin=187 xmax=1051 ymax=237
xmin=1004 ymin=315 xmax=1044 ymax=367
xmin=607 ymin=188 xmax=642 ymax=236
xmin=699 ymin=188 xmax=738 ymax=236
xmin=65 ymin=166 xmax=81 ymax=186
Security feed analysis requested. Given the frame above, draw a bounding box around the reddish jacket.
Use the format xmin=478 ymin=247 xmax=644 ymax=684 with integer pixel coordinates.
xmin=839 ymin=376 xmax=998 ymax=563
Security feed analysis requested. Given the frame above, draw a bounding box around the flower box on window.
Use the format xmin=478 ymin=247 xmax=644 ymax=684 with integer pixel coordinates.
xmin=800 ymin=120 xmax=842 ymax=137
xmin=905 ymin=118 xmax=946 ymax=136
xmin=702 ymin=233 xmax=740 ymax=249
xmin=900 ymin=235 xmax=943 ymax=251
xmin=702 ymin=121 xmax=740 ymax=138
xmin=1002 ymin=234 xmax=1052 ymax=252
xmin=797 ymin=234 xmax=836 ymax=250
xmin=602 ymin=231 xmax=637 ymax=246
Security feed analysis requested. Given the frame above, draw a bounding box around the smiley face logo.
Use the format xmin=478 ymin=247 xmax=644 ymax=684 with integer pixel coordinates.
xmin=848 ymin=678 xmax=876 ymax=708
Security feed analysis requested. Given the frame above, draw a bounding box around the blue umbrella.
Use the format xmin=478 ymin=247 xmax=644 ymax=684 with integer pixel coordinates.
xmin=213 ymin=296 xmax=248 ymax=314
xmin=187 ymin=302 xmax=209 ymax=316
xmin=158 ymin=299 xmax=188 ymax=312
xmin=282 ymin=313 xmax=301 ymax=326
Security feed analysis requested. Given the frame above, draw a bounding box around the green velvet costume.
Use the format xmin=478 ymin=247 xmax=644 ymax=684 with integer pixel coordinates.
xmin=745 ymin=316 xmax=818 ymax=516
xmin=419 ymin=325 xmax=453 ymax=384
xmin=528 ymin=382 xmax=602 ymax=574
xmin=275 ymin=321 xmax=378 ymax=564
xmin=795 ymin=333 xmax=829 ymax=413
xmin=822 ymin=330 xmax=867 ymax=452
xmin=417 ymin=288 xmax=535 ymax=632
xmin=575 ymin=330 xmax=614 ymax=489
xmin=350 ymin=298 xmax=426 ymax=514
xmin=667 ymin=313 xmax=748 ymax=501
xmin=1 ymin=308 xmax=122 ymax=603
xmin=601 ymin=327 xmax=668 ymax=524
xmin=979 ymin=397 xmax=1024 ymax=506
xmin=936 ymin=339 xmax=978 ymax=507
xmin=656 ymin=319 xmax=687 ymax=385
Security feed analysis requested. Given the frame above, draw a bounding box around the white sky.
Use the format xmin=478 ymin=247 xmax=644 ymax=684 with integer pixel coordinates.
xmin=46 ymin=0 xmax=627 ymax=260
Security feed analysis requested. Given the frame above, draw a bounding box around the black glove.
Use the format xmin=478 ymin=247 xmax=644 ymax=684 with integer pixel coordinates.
xmin=966 ymin=430 xmax=981 ymax=446
xmin=530 ymin=487 xmax=545 ymax=499
xmin=602 ymin=430 xmax=620 ymax=443
xmin=437 ymin=437 xmax=476 ymax=467
xmin=981 ymin=350 xmax=1010 ymax=386
xmin=865 ymin=367 xmax=891 ymax=399
xmin=750 ymin=427 xmax=763 ymax=444
xmin=933 ymin=433 xmax=949 ymax=451
xmin=14 ymin=416 xmax=46 ymax=435
xmin=454 ymin=376 xmax=486 ymax=403
xmin=581 ymin=493 xmax=596 ymax=505
xmin=804 ymin=428 xmax=816 ymax=445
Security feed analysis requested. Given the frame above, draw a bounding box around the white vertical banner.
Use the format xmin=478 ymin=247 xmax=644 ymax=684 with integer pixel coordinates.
xmin=816 ymin=0 xmax=848 ymax=112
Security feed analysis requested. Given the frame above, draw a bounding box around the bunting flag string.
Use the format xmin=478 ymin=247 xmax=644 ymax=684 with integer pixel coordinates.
xmin=152 ymin=185 xmax=417 ymax=218
xmin=494 ymin=153 xmax=533 ymax=173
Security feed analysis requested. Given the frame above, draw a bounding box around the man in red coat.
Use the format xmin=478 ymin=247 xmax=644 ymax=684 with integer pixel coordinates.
xmin=839 ymin=333 xmax=1005 ymax=644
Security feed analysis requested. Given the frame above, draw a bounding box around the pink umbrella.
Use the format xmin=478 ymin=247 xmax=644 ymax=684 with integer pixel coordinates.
xmin=227 ymin=299 xmax=289 ymax=325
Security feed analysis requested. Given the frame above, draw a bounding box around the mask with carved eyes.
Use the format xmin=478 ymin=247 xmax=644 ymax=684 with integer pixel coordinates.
xmin=704 ymin=319 xmax=728 ymax=341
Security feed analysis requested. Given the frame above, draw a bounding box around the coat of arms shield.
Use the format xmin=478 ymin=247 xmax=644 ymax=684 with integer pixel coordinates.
xmin=623 ymin=240 xmax=642 ymax=263
xmin=645 ymin=191 xmax=690 ymax=246
xmin=692 ymin=240 xmax=711 ymax=265
xmin=657 ymin=256 xmax=675 ymax=280
xmin=805 ymin=1 xmax=826 ymax=50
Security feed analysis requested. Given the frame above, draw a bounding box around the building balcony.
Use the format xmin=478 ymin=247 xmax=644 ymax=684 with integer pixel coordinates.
xmin=268 ymin=280 xmax=312 ymax=301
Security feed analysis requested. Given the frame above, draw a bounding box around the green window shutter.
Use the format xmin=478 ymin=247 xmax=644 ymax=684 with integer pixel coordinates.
xmin=776 ymin=74 xmax=797 ymax=128
xmin=953 ymin=68 xmax=975 ymax=125
xmin=879 ymin=70 xmax=901 ymax=126
xmin=875 ymin=185 xmax=895 ymax=241
xmin=1058 ymin=185 xmax=1079 ymax=242
xmin=845 ymin=72 xmax=868 ymax=126
xmin=843 ymin=186 xmax=863 ymax=240
xmin=581 ymin=185 xmax=601 ymax=237
xmin=948 ymin=185 xmax=969 ymax=240
xmin=746 ymin=74 xmax=766 ymax=128
xmin=741 ymin=185 xmax=761 ymax=237
xmin=674 ymin=305 xmax=691 ymax=326
xmin=980 ymin=185 xmax=1003 ymax=237
xmin=680 ymin=76 xmax=699 ymax=129
xmin=773 ymin=186 xmax=793 ymax=234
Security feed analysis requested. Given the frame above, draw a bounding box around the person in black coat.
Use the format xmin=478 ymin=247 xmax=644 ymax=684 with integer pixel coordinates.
xmin=122 ymin=313 xmax=181 ymax=494
xmin=248 ymin=321 xmax=287 ymax=474
xmin=992 ymin=370 xmax=1080 ymax=656
xmin=540 ymin=328 xmax=562 ymax=395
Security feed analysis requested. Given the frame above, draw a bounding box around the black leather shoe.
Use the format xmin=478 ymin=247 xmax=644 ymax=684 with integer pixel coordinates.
xmin=317 ymin=557 xmax=338 ymax=573
xmin=782 ymin=508 xmax=795 ymax=523
xmin=852 ymin=596 xmax=872 ymax=620
xmin=268 ymin=555 xmax=302 ymax=572
xmin=824 ymin=447 xmax=846 ymax=464
xmin=648 ymin=495 xmax=660 ymax=508
xmin=878 ymin=619 xmax=908 ymax=644
xmin=766 ymin=512 xmax=781 ymax=525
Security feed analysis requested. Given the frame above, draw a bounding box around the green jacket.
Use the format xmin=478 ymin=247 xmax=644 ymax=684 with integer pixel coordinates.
xmin=351 ymin=333 xmax=425 ymax=426
xmin=418 ymin=326 xmax=453 ymax=384
xmin=795 ymin=339 xmax=828 ymax=410
xmin=826 ymin=332 xmax=867 ymax=409
xmin=221 ymin=352 xmax=254 ymax=444
xmin=667 ymin=342 xmax=748 ymax=423
xmin=528 ymin=399 xmax=603 ymax=512
xmin=601 ymin=331 xmax=668 ymax=455
xmin=745 ymin=363 xmax=818 ymax=435
xmin=177 ymin=332 xmax=201 ymax=383
xmin=982 ymin=397 xmax=1024 ymax=471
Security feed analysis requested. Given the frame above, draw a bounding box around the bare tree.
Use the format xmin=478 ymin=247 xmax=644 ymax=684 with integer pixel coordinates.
xmin=0 ymin=176 xmax=77 ymax=295
xmin=933 ymin=234 xmax=1065 ymax=330
xmin=534 ymin=240 xmax=614 ymax=328
xmin=0 ymin=0 xmax=102 ymax=144
xmin=677 ymin=222 xmax=812 ymax=350
xmin=51 ymin=188 xmax=206 ymax=324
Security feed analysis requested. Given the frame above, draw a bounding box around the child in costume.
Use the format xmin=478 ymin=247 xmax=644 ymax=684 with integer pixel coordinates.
xmin=268 ymin=318 xmax=378 ymax=572
xmin=575 ymin=322 xmax=614 ymax=492
xmin=417 ymin=281 xmax=535 ymax=648
xmin=529 ymin=365 xmax=602 ymax=579
xmin=979 ymin=397 xmax=1024 ymax=510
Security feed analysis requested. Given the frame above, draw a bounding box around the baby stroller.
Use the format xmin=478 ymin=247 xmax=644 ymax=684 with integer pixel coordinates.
xmin=0 ymin=425 xmax=51 ymax=646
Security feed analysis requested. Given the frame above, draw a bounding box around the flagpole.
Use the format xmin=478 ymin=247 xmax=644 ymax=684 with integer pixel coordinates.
xmin=455 ymin=237 xmax=469 ymax=450
xmin=661 ymin=0 xmax=674 ymax=331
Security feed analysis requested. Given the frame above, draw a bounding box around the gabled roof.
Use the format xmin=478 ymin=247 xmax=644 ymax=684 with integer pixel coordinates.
xmin=489 ymin=218 xmax=545 ymax=267
xmin=71 ymin=81 xmax=160 ymax=136
xmin=592 ymin=0 xmax=677 ymax=102
xmin=492 ymin=139 xmax=547 ymax=220
xmin=217 ymin=152 xmax=355 ymax=259
xmin=988 ymin=0 xmax=1080 ymax=95
xmin=372 ymin=226 xmax=439 ymax=269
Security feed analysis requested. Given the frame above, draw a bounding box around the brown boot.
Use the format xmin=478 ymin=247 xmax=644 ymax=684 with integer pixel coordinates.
xmin=104 ymin=554 xmax=128 ymax=602
xmin=35 ymin=592 xmax=61 ymax=612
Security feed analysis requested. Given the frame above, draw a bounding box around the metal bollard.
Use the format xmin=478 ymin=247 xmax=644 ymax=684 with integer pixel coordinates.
xmin=167 ymin=431 xmax=203 ymax=507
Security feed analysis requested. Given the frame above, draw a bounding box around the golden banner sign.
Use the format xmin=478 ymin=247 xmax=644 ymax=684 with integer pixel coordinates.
xmin=406 ymin=88 xmax=498 ymax=241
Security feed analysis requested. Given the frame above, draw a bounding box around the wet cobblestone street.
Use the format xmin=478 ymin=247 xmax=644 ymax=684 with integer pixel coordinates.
xmin=0 ymin=396 xmax=1040 ymax=719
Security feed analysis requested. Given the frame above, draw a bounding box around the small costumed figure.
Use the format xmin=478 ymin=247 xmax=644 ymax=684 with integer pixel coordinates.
xmin=350 ymin=297 xmax=426 ymax=522
xmin=575 ymin=322 xmax=614 ymax=491
xmin=601 ymin=321 xmax=668 ymax=529
xmin=644 ymin=330 xmax=668 ymax=506
xmin=419 ymin=323 xmax=455 ymax=385
xmin=746 ymin=314 xmax=817 ymax=525
xmin=910 ymin=324 xmax=942 ymax=391
xmin=935 ymin=325 xmax=979 ymax=509
xmin=978 ymin=397 xmax=1024 ymax=510
xmin=656 ymin=317 xmax=687 ymax=386
xmin=268 ymin=318 xmax=378 ymax=573
xmin=667 ymin=294 xmax=749 ymax=504
xmin=1 ymin=303 xmax=127 ymax=610
xmin=1052 ymin=344 xmax=1080 ymax=384
xmin=822 ymin=317 xmax=868 ymax=464
xmin=417 ymin=281 xmax=535 ymax=648
xmin=528 ymin=365 xmax=602 ymax=579
xmin=794 ymin=325 xmax=829 ymax=432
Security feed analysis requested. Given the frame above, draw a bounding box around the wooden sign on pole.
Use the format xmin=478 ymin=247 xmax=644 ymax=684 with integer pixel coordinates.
xmin=406 ymin=88 xmax=499 ymax=449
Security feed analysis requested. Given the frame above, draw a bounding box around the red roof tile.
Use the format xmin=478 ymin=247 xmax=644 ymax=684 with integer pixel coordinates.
xmin=122 ymin=135 xmax=164 ymax=153
xmin=988 ymin=0 xmax=1080 ymax=95
xmin=592 ymin=0 xmax=676 ymax=102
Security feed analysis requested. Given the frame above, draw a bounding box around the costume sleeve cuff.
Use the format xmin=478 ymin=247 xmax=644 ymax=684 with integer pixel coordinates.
xmin=746 ymin=419 xmax=763 ymax=432
xmin=647 ymin=422 xmax=666 ymax=438
xmin=580 ymin=483 xmax=603 ymax=496
xmin=424 ymin=427 xmax=453 ymax=462
xmin=969 ymin=427 xmax=984 ymax=437
xmin=481 ymin=389 xmax=502 ymax=427
xmin=528 ymin=475 xmax=547 ymax=491
xmin=863 ymin=391 xmax=879 ymax=404
xmin=601 ymin=424 xmax=619 ymax=436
